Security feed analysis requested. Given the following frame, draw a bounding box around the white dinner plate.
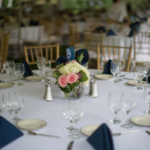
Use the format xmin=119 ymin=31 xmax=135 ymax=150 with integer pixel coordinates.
xmin=95 ymin=74 xmax=113 ymax=80
xmin=131 ymin=116 xmax=150 ymax=127
xmin=25 ymin=76 xmax=43 ymax=82
xmin=80 ymin=125 xmax=99 ymax=136
xmin=0 ymin=83 xmax=13 ymax=89
xmin=17 ymin=119 xmax=47 ymax=131
xmin=127 ymin=80 xmax=146 ymax=86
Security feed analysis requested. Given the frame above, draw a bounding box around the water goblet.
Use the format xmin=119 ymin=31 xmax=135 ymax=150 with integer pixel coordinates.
xmin=133 ymin=66 xmax=144 ymax=90
xmin=42 ymin=60 xmax=51 ymax=82
xmin=12 ymin=91 xmax=24 ymax=123
xmin=143 ymin=85 xmax=150 ymax=114
xmin=121 ymin=93 xmax=135 ymax=129
xmin=110 ymin=60 xmax=119 ymax=83
xmin=14 ymin=63 xmax=25 ymax=86
xmin=5 ymin=60 xmax=15 ymax=83
xmin=108 ymin=92 xmax=122 ymax=124
xmin=37 ymin=57 xmax=45 ymax=81
xmin=116 ymin=59 xmax=125 ymax=81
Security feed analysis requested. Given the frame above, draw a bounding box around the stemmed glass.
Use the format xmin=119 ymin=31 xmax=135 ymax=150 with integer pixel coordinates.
xmin=143 ymin=85 xmax=150 ymax=114
xmin=2 ymin=92 xmax=15 ymax=122
xmin=42 ymin=60 xmax=51 ymax=81
xmin=5 ymin=60 xmax=15 ymax=83
xmin=121 ymin=93 xmax=135 ymax=128
xmin=116 ymin=59 xmax=125 ymax=81
xmin=37 ymin=57 xmax=45 ymax=80
xmin=64 ymin=99 xmax=84 ymax=139
xmin=110 ymin=60 xmax=119 ymax=83
xmin=14 ymin=63 xmax=25 ymax=86
xmin=143 ymin=63 xmax=150 ymax=86
xmin=108 ymin=92 xmax=122 ymax=124
xmin=133 ymin=66 xmax=144 ymax=90
xmin=12 ymin=92 xmax=24 ymax=123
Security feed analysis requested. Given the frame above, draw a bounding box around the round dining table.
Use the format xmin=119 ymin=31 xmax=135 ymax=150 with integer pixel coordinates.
xmin=1 ymin=69 xmax=150 ymax=150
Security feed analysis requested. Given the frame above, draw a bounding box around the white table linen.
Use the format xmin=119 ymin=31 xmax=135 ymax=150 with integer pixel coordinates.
xmin=0 ymin=69 xmax=150 ymax=150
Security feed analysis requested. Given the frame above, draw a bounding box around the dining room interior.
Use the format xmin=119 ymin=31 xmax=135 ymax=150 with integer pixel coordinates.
xmin=1 ymin=0 xmax=150 ymax=150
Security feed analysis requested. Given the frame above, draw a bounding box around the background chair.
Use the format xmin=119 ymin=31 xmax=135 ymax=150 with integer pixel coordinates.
xmin=97 ymin=44 xmax=132 ymax=72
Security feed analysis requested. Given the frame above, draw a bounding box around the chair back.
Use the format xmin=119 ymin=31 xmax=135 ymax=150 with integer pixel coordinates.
xmin=97 ymin=44 xmax=132 ymax=72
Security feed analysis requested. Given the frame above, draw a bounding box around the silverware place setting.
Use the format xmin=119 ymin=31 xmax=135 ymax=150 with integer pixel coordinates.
xmin=112 ymin=130 xmax=140 ymax=136
xmin=145 ymin=130 xmax=150 ymax=135
xmin=67 ymin=141 xmax=74 ymax=150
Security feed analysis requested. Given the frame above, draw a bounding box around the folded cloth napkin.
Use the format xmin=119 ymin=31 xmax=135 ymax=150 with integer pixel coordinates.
xmin=55 ymin=56 xmax=68 ymax=66
xmin=22 ymin=60 xmax=33 ymax=77
xmin=93 ymin=26 xmax=106 ymax=33
xmin=143 ymin=70 xmax=150 ymax=82
xmin=87 ymin=123 xmax=114 ymax=150
xmin=106 ymin=29 xmax=116 ymax=36
xmin=75 ymin=49 xmax=89 ymax=66
xmin=103 ymin=59 xmax=112 ymax=74
xmin=0 ymin=116 xmax=23 ymax=149
xmin=128 ymin=21 xmax=140 ymax=37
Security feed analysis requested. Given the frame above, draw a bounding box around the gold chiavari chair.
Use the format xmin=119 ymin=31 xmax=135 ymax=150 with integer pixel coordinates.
xmin=0 ymin=32 xmax=10 ymax=73
xmin=24 ymin=44 xmax=59 ymax=69
xmin=97 ymin=44 xmax=132 ymax=72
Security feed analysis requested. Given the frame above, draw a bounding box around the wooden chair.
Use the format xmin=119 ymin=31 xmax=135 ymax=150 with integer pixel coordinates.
xmin=0 ymin=32 xmax=10 ymax=73
xmin=24 ymin=44 xmax=59 ymax=69
xmin=97 ymin=44 xmax=132 ymax=72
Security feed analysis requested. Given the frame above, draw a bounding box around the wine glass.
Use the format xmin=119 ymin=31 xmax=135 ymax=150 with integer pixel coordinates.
xmin=42 ymin=60 xmax=51 ymax=81
xmin=12 ymin=92 xmax=24 ymax=123
xmin=116 ymin=59 xmax=125 ymax=81
xmin=108 ymin=92 xmax=122 ymax=124
xmin=133 ymin=66 xmax=144 ymax=90
xmin=14 ymin=63 xmax=25 ymax=86
xmin=143 ymin=63 xmax=150 ymax=86
xmin=5 ymin=60 xmax=15 ymax=83
xmin=37 ymin=57 xmax=45 ymax=80
xmin=110 ymin=61 xmax=119 ymax=83
xmin=143 ymin=85 xmax=150 ymax=114
xmin=2 ymin=92 xmax=15 ymax=122
xmin=65 ymin=99 xmax=84 ymax=139
xmin=121 ymin=93 xmax=135 ymax=129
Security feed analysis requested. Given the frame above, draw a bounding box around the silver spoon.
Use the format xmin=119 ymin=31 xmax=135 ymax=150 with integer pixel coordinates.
xmin=112 ymin=130 xmax=140 ymax=136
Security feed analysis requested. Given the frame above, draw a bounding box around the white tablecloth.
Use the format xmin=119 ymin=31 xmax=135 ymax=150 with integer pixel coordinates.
xmin=1 ymin=70 xmax=150 ymax=150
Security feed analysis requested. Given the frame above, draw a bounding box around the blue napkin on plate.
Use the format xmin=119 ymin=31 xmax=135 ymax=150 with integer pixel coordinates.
xmin=0 ymin=116 xmax=23 ymax=149
xmin=93 ymin=26 xmax=106 ymax=33
xmin=128 ymin=21 xmax=140 ymax=37
xmin=143 ymin=70 xmax=150 ymax=82
xmin=75 ymin=49 xmax=89 ymax=66
xmin=55 ymin=56 xmax=68 ymax=65
xmin=87 ymin=123 xmax=114 ymax=150
xmin=106 ymin=29 xmax=116 ymax=36
xmin=103 ymin=59 xmax=112 ymax=74
xmin=22 ymin=60 xmax=33 ymax=77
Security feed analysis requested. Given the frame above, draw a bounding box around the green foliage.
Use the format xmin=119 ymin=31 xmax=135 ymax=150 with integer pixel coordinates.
xmin=79 ymin=70 xmax=88 ymax=82
xmin=56 ymin=63 xmax=64 ymax=69
xmin=77 ymin=52 xmax=84 ymax=63
xmin=70 ymin=82 xmax=79 ymax=88
xmin=53 ymin=71 xmax=62 ymax=79
xmin=2 ymin=0 xmax=8 ymax=7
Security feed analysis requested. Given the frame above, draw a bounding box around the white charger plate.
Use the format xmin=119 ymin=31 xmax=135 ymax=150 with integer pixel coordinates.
xmin=80 ymin=125 xmax=99 ymax=136
xmin=0 ymin=83 xmax=13 ymax=89
xmin=95 ymin=74 xmax=113 ymax=80
xmin=17 ymin=119 xmax=47 ymax=131
xmin=131 ymin=116 xmax=150 ymax=126
xmin=127 ymin=80 xmax=146 ymax=86
xmin=25 ymin=76 xmax=43 ymax=82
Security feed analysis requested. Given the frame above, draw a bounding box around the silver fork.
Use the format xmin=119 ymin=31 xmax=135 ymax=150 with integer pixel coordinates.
xmin=112 ymin=130 xmax=140 ymax=136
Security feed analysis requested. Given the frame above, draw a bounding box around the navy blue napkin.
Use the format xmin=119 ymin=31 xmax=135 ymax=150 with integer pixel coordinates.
xmin=128 ymin=21 xmax=140 ymax=37
xmin=103 ymin=59 xmax=112 ymax=74
xmin=143 ymin=70 xmax=150 ymax=82
xmin=75 ymin=49 xmax=89 ymax=66
xmin=55 ymin=56 xmax=68 ymax=65
xmin=22 ymin=60 xmax=33 ymax=77
xmin=0 ymin=116 xmax=23 ymax=149
xmin=106 ymin=29 xmax=116 ymax=36
xmin=87 ymin=123 xmax=114 ymax=150
xmin=93 ymin=26 xmax=106 ymax=33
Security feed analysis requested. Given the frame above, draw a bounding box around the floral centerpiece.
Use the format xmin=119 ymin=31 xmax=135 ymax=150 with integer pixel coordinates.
xmin=53 ymin=60 xmax=90 ymax=99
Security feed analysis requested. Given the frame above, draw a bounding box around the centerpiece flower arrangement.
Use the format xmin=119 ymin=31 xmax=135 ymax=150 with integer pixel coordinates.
xmin=53 ymin=60 xmax=90 ymax=99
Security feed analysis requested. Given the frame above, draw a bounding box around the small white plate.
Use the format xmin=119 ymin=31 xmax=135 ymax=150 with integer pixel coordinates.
xmin=80 ymin=125 xmax=99 ymax=136
xmin=26 ymin=76 xmax=43 ymax=82
xmin=95 ymin=74 xmax=113 ymax=80
xmin=127 ymin=80 xmax=146 ymax=86
xmin=17 ymin=119 xmax=47 ymax=131
xmin=0 ymin=83 xmax=13 ymax=89
xmin=131 ymin=116 xmax=150 ymax=126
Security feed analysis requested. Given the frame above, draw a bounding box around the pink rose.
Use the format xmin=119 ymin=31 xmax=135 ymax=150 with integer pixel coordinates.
xmin=66 ymin=73 xmax=78 ymax=84
xmin=58 ymin=75 xmax=67 ymax=87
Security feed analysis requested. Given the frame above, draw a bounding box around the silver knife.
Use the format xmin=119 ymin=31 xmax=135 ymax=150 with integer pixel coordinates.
xmin=120 ymin=74 xmax=126 ymax=77
xmin=67 ymin=141 xmax=74 ymax=150
xmin=146 ymin=130 xmax=150 ymax=135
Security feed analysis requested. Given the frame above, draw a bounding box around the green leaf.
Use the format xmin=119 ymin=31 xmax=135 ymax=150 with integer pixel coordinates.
xmin=56 ymin=63 xmax=64 ymax=69
xmin=53 ymin=71 xmax=62 ymax=79
xmin=78 ymin=52 xmax=84 ymax=63
xmin=59 ymin=86 xmax=72 ymax=93
xmin=76 ymin=55 xmax=80 ymax=62
xmin=54 ymin=80 xmax=58 ymax=85
xmin=79 ymin=70 xmax=88 ymax=82
xmin=70 ymin=82 xmax=79 ymax=88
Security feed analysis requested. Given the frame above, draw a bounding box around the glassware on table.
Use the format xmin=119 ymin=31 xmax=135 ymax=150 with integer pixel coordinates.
xmin=108 ymin=92 xmax=122 ymax=124
xmin=133 ymin=66 xmax=144 ymax=90
xmin=12 ymin=92 xmax=24 ymax=123
xmin=143 ymin=63 xmax=150 ymax=86
xmin=121 ymin=93 xmax=135 ymax=129
xmin=116 ymin=59 xmax=125 ymax=81
xmin=37 ymin=57 xmax=45 ymax=81
xmin=42 ymin=60 xmax=51 ymax=82
xmin=64 ymin=99 xmax=84 ymax=139
xmin=110 ymin=60 xmax=119 ymax=83
xmin=2 ymin=92 xmax=15 ymax=122
xmin=5 ymin=60 xmax=15 ymax=83
xmin=143 ymin=85 xmax=150 ymax=114
xmin=14 ymin=63 xmax=25 ymax=86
